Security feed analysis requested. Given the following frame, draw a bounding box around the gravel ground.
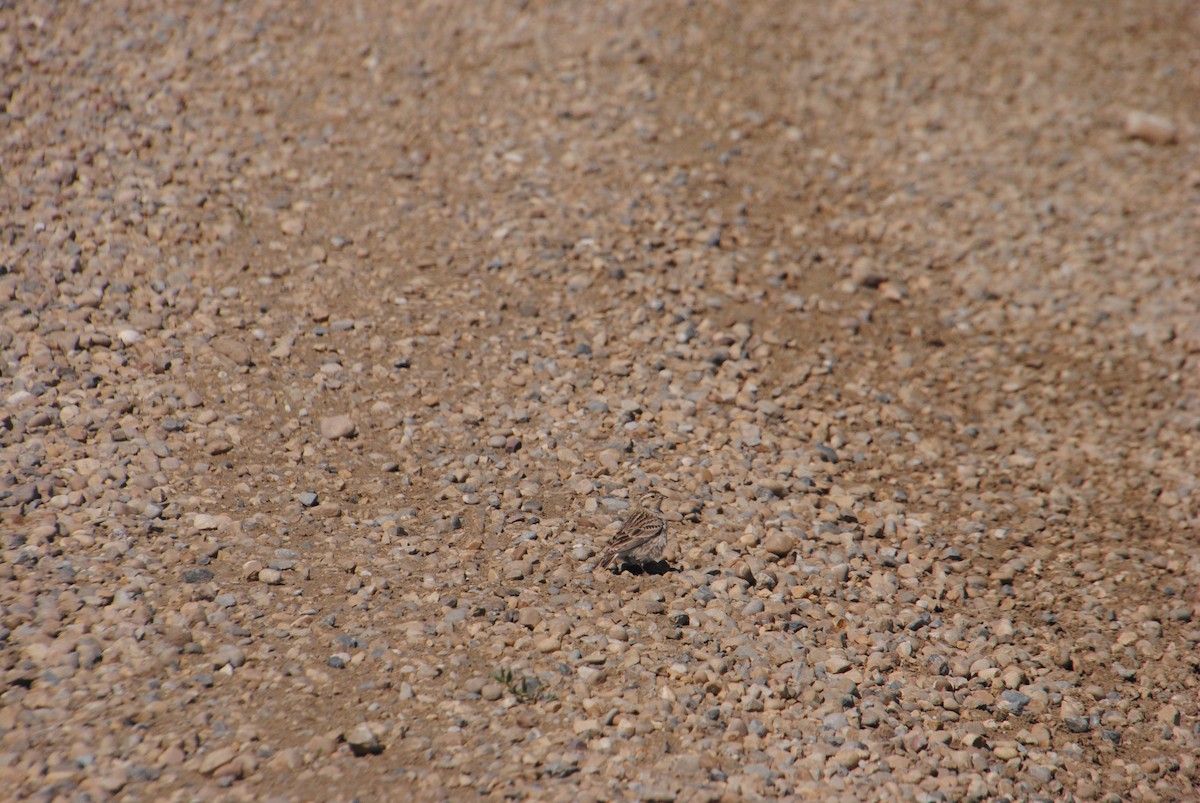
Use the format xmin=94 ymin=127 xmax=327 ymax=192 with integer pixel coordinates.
xmin=3 ymin=1 xmax=1199 ymax=800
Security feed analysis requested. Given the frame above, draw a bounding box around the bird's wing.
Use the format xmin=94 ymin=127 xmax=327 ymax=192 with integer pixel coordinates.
xmin=596 ymin=509 xmax=663 ymax=567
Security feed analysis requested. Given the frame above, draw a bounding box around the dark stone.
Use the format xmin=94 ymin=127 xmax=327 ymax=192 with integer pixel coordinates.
xmin=183 ymin=568 xmax=215 ymax=584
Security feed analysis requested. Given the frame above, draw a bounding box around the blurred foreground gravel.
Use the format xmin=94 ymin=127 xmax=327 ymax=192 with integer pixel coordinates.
xmin=2 ymin=1 xmax=1199 ymax=800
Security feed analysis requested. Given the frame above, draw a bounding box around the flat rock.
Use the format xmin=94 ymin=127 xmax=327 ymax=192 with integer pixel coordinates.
xmin=320 ymin=415 xmax=357 ymax=439
xmin=212 ymin=336 xmax=252 ymax=365
xmin=1125 ymin=110 xmax=1177 ymax=145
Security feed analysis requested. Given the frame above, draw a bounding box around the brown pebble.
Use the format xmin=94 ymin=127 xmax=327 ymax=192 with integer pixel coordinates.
xmin=763 ymin=531 xmax=796 ymax=558
xmin=211 ymin=336 xmax=252 ymax=365
xmin=1125 ymin=110 xmax=1178 ymax=145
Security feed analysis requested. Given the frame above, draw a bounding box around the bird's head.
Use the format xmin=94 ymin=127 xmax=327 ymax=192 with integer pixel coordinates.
xmin=637 ymin=490 xmax=665 ymax=510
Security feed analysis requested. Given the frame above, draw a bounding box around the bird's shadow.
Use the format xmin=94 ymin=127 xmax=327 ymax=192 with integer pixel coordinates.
xmin=614 ymin=560 xmax=676 ymax=576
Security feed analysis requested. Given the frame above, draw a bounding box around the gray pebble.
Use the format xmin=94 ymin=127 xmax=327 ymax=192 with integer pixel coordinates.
xmin=999 ymin=690 xmax=1030 ymax=715
xmin=1064 ymin=716 xmax=1091 ymax=733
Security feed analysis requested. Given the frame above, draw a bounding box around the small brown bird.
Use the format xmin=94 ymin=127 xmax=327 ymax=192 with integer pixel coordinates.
xmin=594 ymin=491 xmax=668 ymax=571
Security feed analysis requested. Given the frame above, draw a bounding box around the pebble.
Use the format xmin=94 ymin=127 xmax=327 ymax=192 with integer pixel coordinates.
xmin=259 ymin=568 xmax=284 ymax=585
xmin=319 ymin=415 xmax=357 ymax=439
xmin=193 ymin=513 xmax=223 ymax=531
xmin=346 ymin=723 xmax=385 ymax=756
xmin=212 ymin=336 xmax=253 ymax=365
xmin=1125 ymin=110 xmax=1178 ymax=145
xmin=199 ymin=746 xmax=238 ymax=776
xmin=578 ymin=667 xmax=607 ymax=686
xmin=993 ymin=741 xmax=1020 ymax=760
xmin=1113 ymin=662 xmax=1138 ymax=681
xmin=763 ymin=531 xmax=796 ymax=558
xmin=1064 ymin=716 xmax=1091 ymax=734
xmin=183 ymin=569 xmax=215 ymax=584
xmin=214 ymin=644 xmax=246 ymax=668
xmin=999 ymin=690 xmax=1031 ymax=715
xmin=824 ymin=654 xmax=853 ymax=674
